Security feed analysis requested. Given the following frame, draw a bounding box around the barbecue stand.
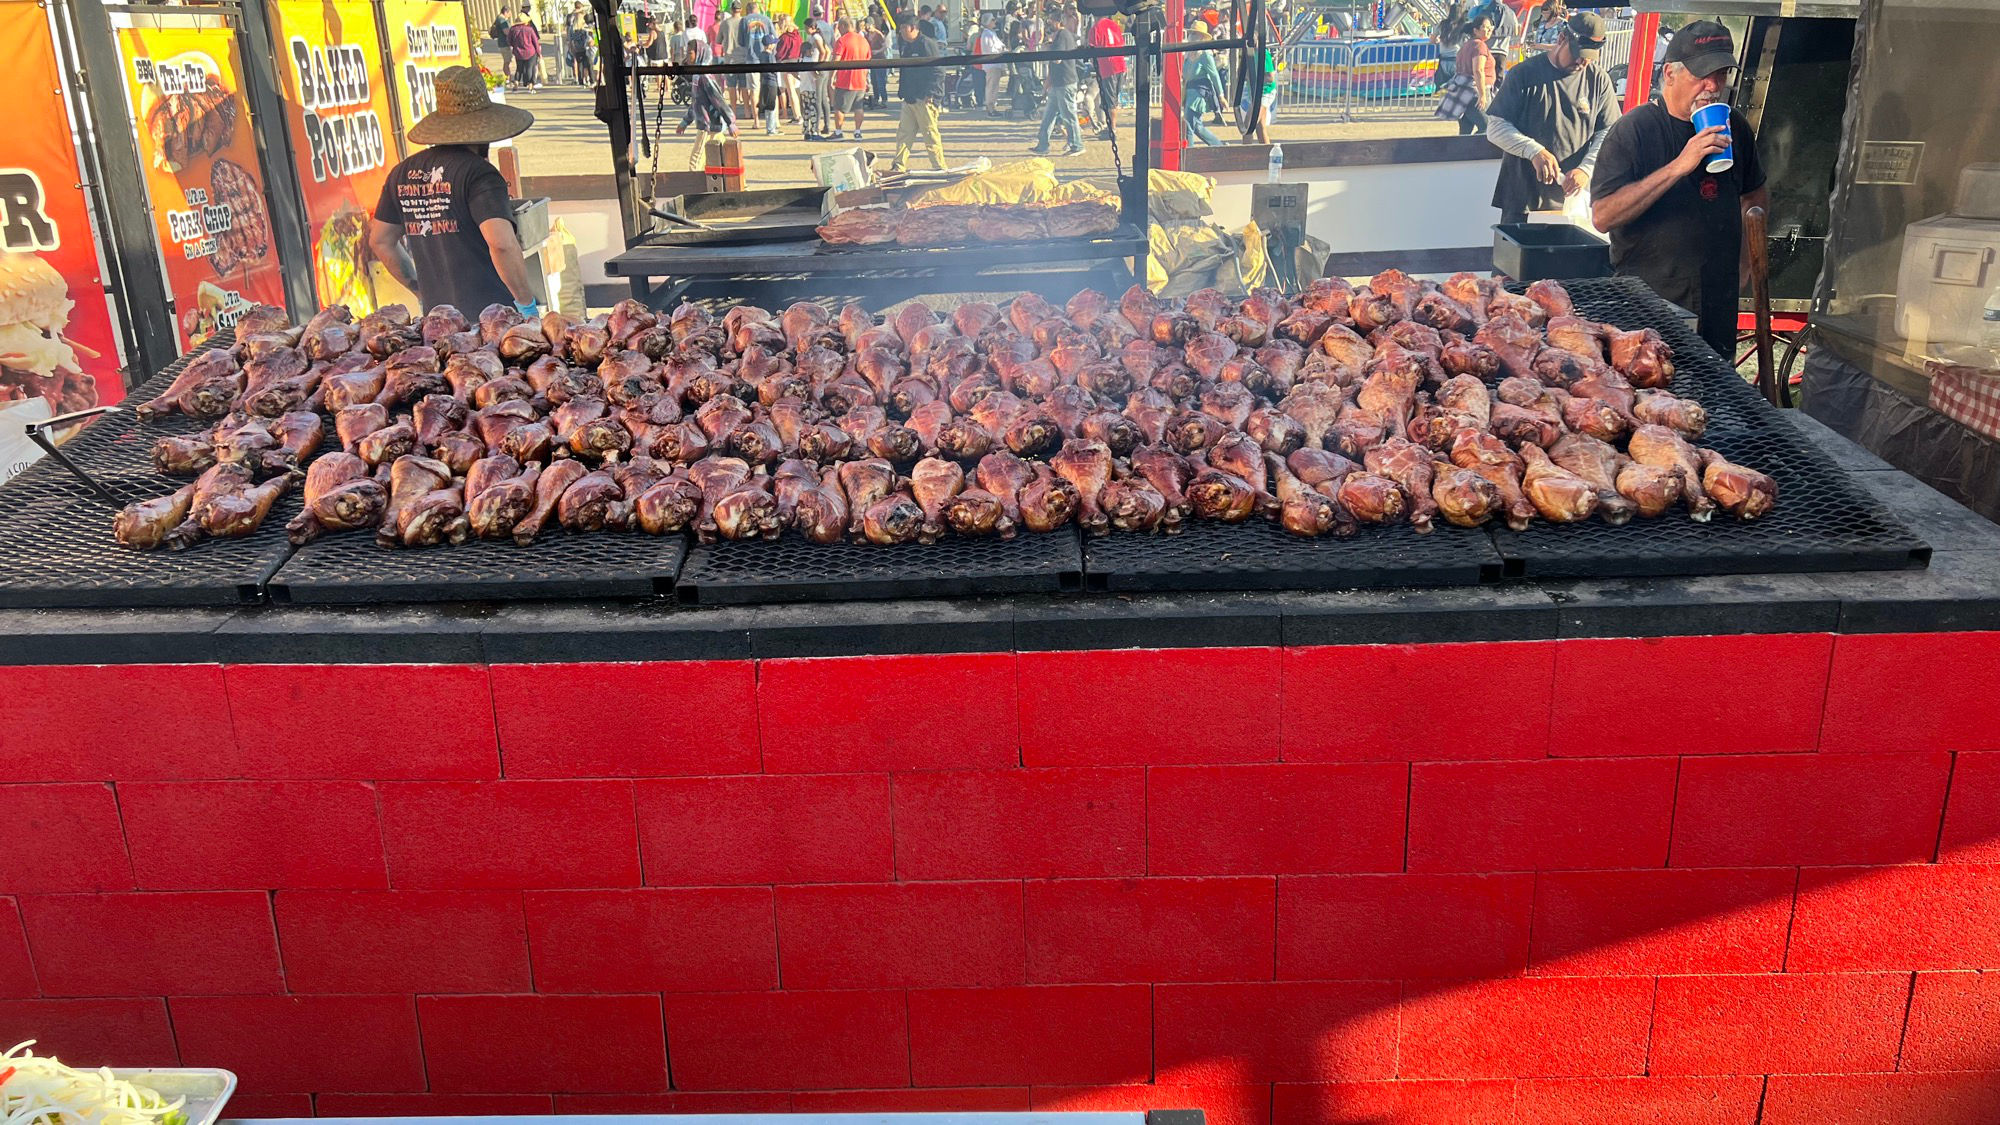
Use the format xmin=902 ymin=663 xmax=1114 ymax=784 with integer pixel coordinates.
xmin=603 ymin=17 xmax=1258 ymax=312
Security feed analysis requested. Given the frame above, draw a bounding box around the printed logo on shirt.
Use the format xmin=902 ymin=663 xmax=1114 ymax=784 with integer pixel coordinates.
xmin=1700 ymin=176 xmax=1719 ymax=201
xmin=394 ymin=164 xmax=461 ymax=236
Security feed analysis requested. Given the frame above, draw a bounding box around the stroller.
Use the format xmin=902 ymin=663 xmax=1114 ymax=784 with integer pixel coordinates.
xmin=946 ymin=64 xmax=984 ymax=108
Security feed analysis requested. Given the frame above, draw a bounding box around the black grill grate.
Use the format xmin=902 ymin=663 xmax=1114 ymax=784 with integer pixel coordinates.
xmin=53 ymin=332 xmax=244 ymax=489
xmin=677 ymin=528 xmax=1083 ymax=604
xmin=1084 ymin=519 xmax=1505 ymax=593
xmin=1493 ymin=276 xmax=1929 ymax=578
xmin=268 ymin=530 xmax=687 ymax=604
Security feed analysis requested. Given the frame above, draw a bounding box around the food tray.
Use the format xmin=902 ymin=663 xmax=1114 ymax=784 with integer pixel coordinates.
xmin=267 ymin=530 xmax=687 ymax=604
xmin=108 ymin=1069 xmax=236 ymax=1125
xmin=1083 ymin=519 xmax=1505 ymax=593
xmin=676 ymin=528 xmax=1083 ymax=604
xmin=1489 ymin=421 xmax=1931 ymax=578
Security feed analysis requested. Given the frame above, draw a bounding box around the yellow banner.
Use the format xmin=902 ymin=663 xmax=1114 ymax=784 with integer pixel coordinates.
xmin=383 ymin=0 xmax=472 ymax=145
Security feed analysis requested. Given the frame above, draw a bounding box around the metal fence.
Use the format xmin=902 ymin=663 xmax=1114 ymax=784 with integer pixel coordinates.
xmin=1275 ymin=23 xmax=1634 ymax=122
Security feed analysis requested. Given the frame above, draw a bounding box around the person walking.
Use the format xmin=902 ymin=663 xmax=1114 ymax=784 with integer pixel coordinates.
xmin=974 ymin=13 xmax=1005 ymax=114
xmin=1009 ymin=7 xmax=1043 ymax=117
xmin=775 ymin=14 xmax=803 ymax=123
xmin=1090 ymin=10 xmax=1127 ymax=139
xmin=744 ymin=2 xmax=782 ymax=134
xmin=716 ymin=5 xmax=752 ymax=116
xmin=489 ymin=5 xmax=512 ymax=47
xmin=676 ymin=38 xmax=739 ymax=168
xmin=566 ymin=8 xmax=597 ymax=85
xmin=507 ymin=12 xmax=543 ymax=90
xmin=889 ymin=14 xmax=946 ymax=171
xmin=1435 ymin=14 xmax=1495 ymax=134
xmin=831 ymin=17 xmax=872 ymax=139
xmin=1031 ymin=7 xmax=1084 ymax=156
xmin=1180 ymin=22 xmax=1225 ymax=145
xmin=866 ymin=17 xmax=891 ymax=106
xmin=799 ymin=14 xmax=834 ymax=138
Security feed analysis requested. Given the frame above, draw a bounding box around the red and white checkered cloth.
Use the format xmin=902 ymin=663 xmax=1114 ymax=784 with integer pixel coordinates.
xmin=1928 ymin=359 xmax=2000 ymax=441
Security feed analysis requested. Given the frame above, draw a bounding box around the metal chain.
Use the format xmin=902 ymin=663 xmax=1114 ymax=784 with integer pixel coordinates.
xmin=647 ymin=71 xmax=671 ymax=197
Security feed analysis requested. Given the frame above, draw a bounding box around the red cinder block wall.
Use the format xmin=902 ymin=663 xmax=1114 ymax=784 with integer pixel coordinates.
xmin=5 ymin=632 xmax=2000 ymax=1124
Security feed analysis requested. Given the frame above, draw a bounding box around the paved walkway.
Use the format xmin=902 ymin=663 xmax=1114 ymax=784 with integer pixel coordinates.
xmin=504 ymin=80 xmax=1457 ymax=187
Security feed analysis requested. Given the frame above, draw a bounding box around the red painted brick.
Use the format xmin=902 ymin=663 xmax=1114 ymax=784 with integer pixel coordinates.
xmin=318 ymin=1095 xmax=556 ymax=1116
xmin=1549 ymin=634 xmax=1832 ymax=756
xmin=909 ymin=984 xmax=1153 ymax=1087
xmin=1514 ymin=1077 xmax=1764 ymax=1125
xmin=19 ymin=891 xmax=280 ymax=996
xmin=222 ymin=663 xmax=499 ymax=779
xmin=1283 ymin=642 xmax=1554 ymax=762
xmin=555 ymin=1094 xmax=795 ymax=1113
xmin=171 ymin=994 xmax=424 ymax=1092
xmin=1900 ymin=971 xmax=2000 ymax=1072
xmin=275 ymin=890 xmax=530 ymax=993
xmin=761 ymin=652 xmax=1020 ymax=772
xmin=1407 ymin=759 xmax=1677 ymax=873
xmin=1763 ymin=1073 xmax=2000 ymax=1125
xmin=0 ymin=999 xmax=178 ymax=1067
xmin=800 ymin=1089 xmax=1034 ymax=1113
xmin=1147 ymin=764 xmax=1408 ymax=876
xmin=1272 ymin=1081 xmax=1517 ymax=1125
xmin=1671 ymin=752 xmax=1951 ymax=867
xmin=1650 ymin=972 xmax=1908 ymax=1076
xmin=380 ymin=780 xmax=639 ymax=889
xmin=1020 ymin=648 xmax=1280 ymax=766
xmin=420 ymin=994 xmax=666 ymax=1093
xmin=1789 ymin=863 xmax=2000 ymax=971
xmin=1034 ymin=1084 xmax=1271 ymax=1125
xmin=1276 ymin=874 xmax=1532 ymax=980
xmin=1397 ymin=977 xmax=1654 ymax=1079
xmin=1940 ymin=752 xmax=2000 ymax=863
xmin=664 ymin=990 xmax=909 ymax=1090
xmin=1824 ymin=633 xmax=2000 ymax=753
xmin=556 ymin=1088 xmax=796 ymax=1104
xmin=525 ymin=888 xmax=775 ymax=992
xmin=1154 ymin=982 xmax=1400 ymax=1084
xmin=636 ymin=774 xmax=893 ymax=885
xmin=0 ymin=899 xmax=33 ymax=997
xmin=778 ymin=881 xmax=1025 ymax=988
xmin=1028 ymin=877 xmax=1275 ymax=984
xmin=895 ymin=768 xmax=1146 ymax=880
xmin=120 ymin=781 xmax=386 ymax=891
xmin=220 ymin=1095 xmax=313 ymax=1118
xmin=493 ymin=661 xmax=759 ymax=778
xmin=0 ymin=784 xmax=132 ymax=892
xmin=0 ymin=665 xmax=237 ymax=781
xmin=1530 ymin=868 xmax=1795 ymax=976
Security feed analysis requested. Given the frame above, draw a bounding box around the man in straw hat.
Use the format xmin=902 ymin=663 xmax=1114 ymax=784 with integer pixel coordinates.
xmin=367 ymin=66 xmax=544 ymax=317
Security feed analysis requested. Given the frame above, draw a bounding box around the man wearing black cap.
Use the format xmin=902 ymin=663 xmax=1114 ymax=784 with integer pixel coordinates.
xmin=1483 ymin=11 xmax=1619 ymax=224
xmin=1590 ymin=20 xmax=1767 ymax=355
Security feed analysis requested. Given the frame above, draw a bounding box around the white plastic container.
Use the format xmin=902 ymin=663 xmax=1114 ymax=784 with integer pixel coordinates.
xmin=1955 ymin=163 xmax=2000 ymax=221
xmin=1895 ymin=213 xmax=2000 ymax=348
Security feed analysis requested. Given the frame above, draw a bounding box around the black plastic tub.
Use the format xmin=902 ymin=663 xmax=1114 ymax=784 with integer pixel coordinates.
xmin=1493 ymin=222 xmax=1612 ymax=281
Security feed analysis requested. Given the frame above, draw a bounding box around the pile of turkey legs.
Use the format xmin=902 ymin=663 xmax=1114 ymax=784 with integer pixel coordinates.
xmin=112 ymin=270 xmax=1777 ymax=552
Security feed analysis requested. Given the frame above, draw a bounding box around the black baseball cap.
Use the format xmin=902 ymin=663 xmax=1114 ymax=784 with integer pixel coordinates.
xmin=1664 ymin=19 xmax=1736 ymax=77
xmin=1563 ymin=11 xmax=1606 ymax=59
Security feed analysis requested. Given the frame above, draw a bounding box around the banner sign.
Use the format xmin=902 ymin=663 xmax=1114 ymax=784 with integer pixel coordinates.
xmin=116 ymin=21 xmax=287 ymax=348
xmin=384 ymin=0 xmax=470 ymax=145
xmin=272 ymin=0 xmax=397 ymax=312
xmin=2 ymin=0 xmax=126 ymax=439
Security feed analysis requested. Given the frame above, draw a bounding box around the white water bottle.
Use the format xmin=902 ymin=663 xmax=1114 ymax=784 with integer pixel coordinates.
xmin=1983 ymin=285 xmax=2000 ymax=356
xmin=1267 ymin=143 xmax=1284 ymax=184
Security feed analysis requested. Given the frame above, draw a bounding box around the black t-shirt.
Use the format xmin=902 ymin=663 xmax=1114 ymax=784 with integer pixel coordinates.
xmin=897 ymin=33 xmax=942 ymax=100
xmin=1591 ymin=101 xmax=1765 ymax=345
xmin=1047 ymin=27 xmax=1079 ymax=87
xmin=373 ymin=145 xmax=517 ymax=314
xmin=1486 ymin=52 xmax=1617 ymax=214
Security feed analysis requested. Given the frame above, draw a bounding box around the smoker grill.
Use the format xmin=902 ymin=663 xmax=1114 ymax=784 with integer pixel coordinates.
xmin=678 ymin=527 xmax=1084 ymax=604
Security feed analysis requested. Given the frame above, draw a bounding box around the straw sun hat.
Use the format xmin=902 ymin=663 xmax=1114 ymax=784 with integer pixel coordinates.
xmin=408 ymin=66 xmax=536 ymax=145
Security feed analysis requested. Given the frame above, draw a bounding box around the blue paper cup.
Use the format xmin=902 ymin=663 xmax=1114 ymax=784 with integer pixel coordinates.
xmin=1692 ymin=101 xmax=1733 ymax=172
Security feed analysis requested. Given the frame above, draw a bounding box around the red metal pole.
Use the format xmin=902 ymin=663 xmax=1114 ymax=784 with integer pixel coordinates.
xmin=1161 ymin=0 xmax=1186 ymax=171
xmin=1624 ymin=11 xmax=1658 ymax=111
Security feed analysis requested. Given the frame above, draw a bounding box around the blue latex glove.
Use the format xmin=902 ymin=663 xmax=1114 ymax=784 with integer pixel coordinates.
xmin=514 ymin=299 xmax=542 ymax=318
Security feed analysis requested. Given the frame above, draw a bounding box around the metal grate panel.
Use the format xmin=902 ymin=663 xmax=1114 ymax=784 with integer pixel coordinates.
xmin=1084 ymin=520 xmax=1505 ymax=593
xmin=268 ymin=530 xmax=687 ymax=604
xmin=677 ymin=528 xmax=1084 ymax=604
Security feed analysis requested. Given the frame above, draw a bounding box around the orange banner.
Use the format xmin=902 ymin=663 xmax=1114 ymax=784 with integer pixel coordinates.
xmin=1 ymin=0 xmax=125 ymax=429
xmin=384 ymin=0 xmax=472 ymax=146
xmin=272 ymin=0 xmax=397 ymax=314
xmin=117 ymin=22 xmax=287 ymax=350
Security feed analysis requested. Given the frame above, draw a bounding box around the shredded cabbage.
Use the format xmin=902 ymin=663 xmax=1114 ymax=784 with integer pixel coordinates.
xmin=0 ymin=1043 xmax=188 ymax=1125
